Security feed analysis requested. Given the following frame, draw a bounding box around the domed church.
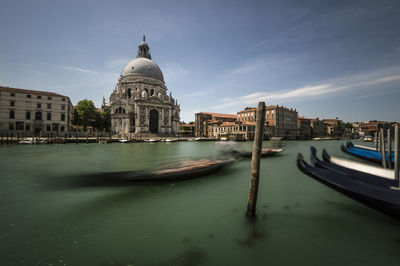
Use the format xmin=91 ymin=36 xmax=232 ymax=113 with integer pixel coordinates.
xmin=108 ymin=36 xmax=180 ymax=136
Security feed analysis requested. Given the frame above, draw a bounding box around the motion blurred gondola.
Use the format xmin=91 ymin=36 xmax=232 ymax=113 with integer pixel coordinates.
xmin=231 ymin=148 xmax=283 ymax=159
xmin=84 ymin=158 xmax=236 ymax=184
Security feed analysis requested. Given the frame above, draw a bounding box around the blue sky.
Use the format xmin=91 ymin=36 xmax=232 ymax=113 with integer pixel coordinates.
xmin=0 ymin=0 xmax=399 ymax=123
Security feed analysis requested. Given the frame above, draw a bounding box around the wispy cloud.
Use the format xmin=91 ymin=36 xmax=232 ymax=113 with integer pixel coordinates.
xmin=59 ymin=66 xmax=98 ymax=74
xmin=210 ymin=66 xmax=400 ymax=110
xmin=162 ymin=62 xmax=190 ymax=83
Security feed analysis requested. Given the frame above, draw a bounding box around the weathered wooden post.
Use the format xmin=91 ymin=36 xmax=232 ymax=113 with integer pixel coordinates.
xmin=394 ymin=125 xmax=399 ymax=183
xmin=1 ymin=133 xmax=3 ymax=146
xmin=388 ymin=128 xmax=392 ymax=169
xmin=75 ymin=133 xmax=78 ymax=144
xmin=374 ymin=131 xmax=378 ymax=150
xmin=380 ymin=128 xmax=387 ymax=168
xmin=246 ymin=101 xmax=266 ymax=217
xmin=6 ymin=133 xmax=9 ymax=145
xmin=86 ymin=132 xmax=88 ymax=144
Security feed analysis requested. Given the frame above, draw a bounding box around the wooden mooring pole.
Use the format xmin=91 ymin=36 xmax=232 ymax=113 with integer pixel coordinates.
xmin=246 ymin=101 xmax=266 ymax=217
xmin=388 ymin=128 xmax=392 ymax=169
xmin=394 ymin=125 xmax=399 ymax=184
xmin=374 ymin=131 xmax=378 ymax=151
xmin=380 ymin=128 xmax=387 ymax=169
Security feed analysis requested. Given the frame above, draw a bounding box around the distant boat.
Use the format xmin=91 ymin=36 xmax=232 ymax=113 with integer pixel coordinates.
xmin=119 ymin=139 xmax=130 ymax=143
xmin=297 ymin=148 xmax=400 ymax=219
xmin=165 ymin=138 xmax=177 ymax=142
xmin=98 ymin=140 xmax=108 ymax=144
xmin=19 ymin=138 xmax=33 ymax=144
xmin=19 ymin=138 xmax=47 ymax=144
xmin=363 ymin=135 xmax=373 ymax=142
xmin=270 ymin=137 xmax=282 ymax=141
xmin=231 ymin=148 xmax=283 ymax=159
xmin=144 ymin=139 xmax=159 ymax=142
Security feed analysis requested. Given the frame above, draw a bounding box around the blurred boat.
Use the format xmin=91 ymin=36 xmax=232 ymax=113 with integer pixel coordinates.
xmin=297 ymin=149 xmax=400 ymax=219
xmin=144 ymin=139 xmax=159 ymax=142
xmin=231 ymin=148 xmax=283 ymax=159
xmin=98 ymin=140 xmax=108 ymax=144
xmin=19 ymin=138 xmax=47 ymax=144
xmin=88 ymin=158 xmax=236 ymax=182
xmin=119 ymin=139 xmax=130 ymax=143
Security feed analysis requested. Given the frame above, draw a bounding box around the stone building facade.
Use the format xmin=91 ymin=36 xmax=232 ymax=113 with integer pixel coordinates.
xmin=108 ymin=36 xmax=180 ymax=136
xmin=266 ymin=105 xmax=298 ymax=139
xmin=0 ymin=86 xmax=73 ymax=136
xmin=297 ymin=117 xmax=312 ymax=140
xmin=194 ymin=112 xmax=236 ymax=137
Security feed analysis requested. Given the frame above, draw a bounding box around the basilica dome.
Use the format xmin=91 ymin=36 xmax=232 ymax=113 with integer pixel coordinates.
xmin=122 ymin=57 xmax=164 ymax=82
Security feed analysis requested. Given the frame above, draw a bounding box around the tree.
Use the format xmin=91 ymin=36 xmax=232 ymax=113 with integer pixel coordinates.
xmin=93 ymin=108 xmax=111 ymax=132
xmin=345 ymin=122 xmax=353 ymax=129
xmin=74 ymin=99 xmax=96 ymax=130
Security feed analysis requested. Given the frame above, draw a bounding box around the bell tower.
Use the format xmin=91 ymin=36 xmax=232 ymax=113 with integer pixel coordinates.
xmin=136 ymin=35 xmax=151 ymax=59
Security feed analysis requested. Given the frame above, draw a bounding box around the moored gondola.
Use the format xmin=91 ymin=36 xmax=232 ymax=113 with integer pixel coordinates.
xmin=311 ymin=147 xmax=396 ymax=187
xmin=341 ymin=141 xmax=394 ymax=165
xmin=322 ymin=148 xmax=395 ymax=182
xmin=297 ymin=152 xmax=400 ymax=219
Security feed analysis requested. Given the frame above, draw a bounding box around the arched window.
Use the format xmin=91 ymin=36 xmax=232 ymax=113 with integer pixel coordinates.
xmin=26 ymin=111 xmax=31 ymax=120
xmin=127 ymin=88 xmax=131 ymax=98
xmin=150 ymin=89 xmax=154 ymax=96
xmin=47 ymin=113 xmax=51 ymax=121
xmin=35 ymin=112 xmax=42 ymax=120
xmin=61 ymin=114 xmax=65 ymax=121
xmin=115 ymin=107 xmax=126 ymax=114
xmin=9 ymin=110 xmax=15 ymax=119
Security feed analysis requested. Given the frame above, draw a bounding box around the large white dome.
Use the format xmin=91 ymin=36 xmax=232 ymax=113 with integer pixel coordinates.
xmin=122 ymin=57 xmax=164 ymax=82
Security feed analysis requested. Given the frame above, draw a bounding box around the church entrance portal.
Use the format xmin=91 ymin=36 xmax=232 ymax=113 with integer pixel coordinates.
xmin=149 ymin=109 xmax=159 ymax=133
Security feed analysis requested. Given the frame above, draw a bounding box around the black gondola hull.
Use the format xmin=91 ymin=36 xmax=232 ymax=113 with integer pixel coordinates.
xmin=297 ymin=153 xmax=400 ymax=219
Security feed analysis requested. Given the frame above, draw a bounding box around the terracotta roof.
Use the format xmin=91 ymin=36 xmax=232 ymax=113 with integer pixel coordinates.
xmin=237 ymin=108 xmax=256 ymax=114
xmin=195 ymin=112 xmax=236 ymax=119
xmin=219 ymin=122 xmax=236 ymax=127
xmin=298 ymin=117 xmax=312 ymax=120
xmin=240 ymin=121 xmax=256 ymax=126
xmin=180 ymin=123 xmax=195 ymax=127
xmin=0 ymin=86 xmax=69 ymax=98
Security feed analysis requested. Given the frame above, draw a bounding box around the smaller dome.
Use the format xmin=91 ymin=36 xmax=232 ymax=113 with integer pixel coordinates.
xmin=139 ymin=41 xmax=149 ymax=47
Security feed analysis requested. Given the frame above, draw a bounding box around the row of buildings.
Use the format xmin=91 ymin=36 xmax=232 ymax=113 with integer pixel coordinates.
xmin=194 ymin=106 xmax=346 ymax=140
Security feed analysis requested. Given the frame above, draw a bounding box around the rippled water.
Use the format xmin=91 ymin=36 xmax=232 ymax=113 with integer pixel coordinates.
xmin=1 ymin=140 xmax=399 ymax=266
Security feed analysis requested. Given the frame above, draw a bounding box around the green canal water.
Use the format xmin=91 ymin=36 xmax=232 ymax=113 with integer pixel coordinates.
xmin=1 ymin=140 xmax=399 ymax=266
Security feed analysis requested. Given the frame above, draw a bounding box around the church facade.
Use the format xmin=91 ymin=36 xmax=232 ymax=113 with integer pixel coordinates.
xmin=108 ymin=37 xmax=180 ymax=136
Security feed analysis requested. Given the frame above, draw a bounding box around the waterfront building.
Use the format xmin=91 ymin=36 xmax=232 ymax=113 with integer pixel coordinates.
xmin=179 ymin=123 xmax=195 ymax=137
xmin=195 ymin=112 xmax=236 ymax=137
xmin=323 ymin=118 xmax=345 ymax=137
xmin=108 ymin=36 xmax=180 ymax=136
xmin=266 ymin=105 xmax=298 ymax=139
xmin=0 ymin=86 xmax=73 ymax=137
xmin=310 ymin=118 xmax=327 ymax=138
xmin=358 ymin=121 xmax=391 ymax=135
xmin=297 ymin=117 xmax=312 ymax=140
